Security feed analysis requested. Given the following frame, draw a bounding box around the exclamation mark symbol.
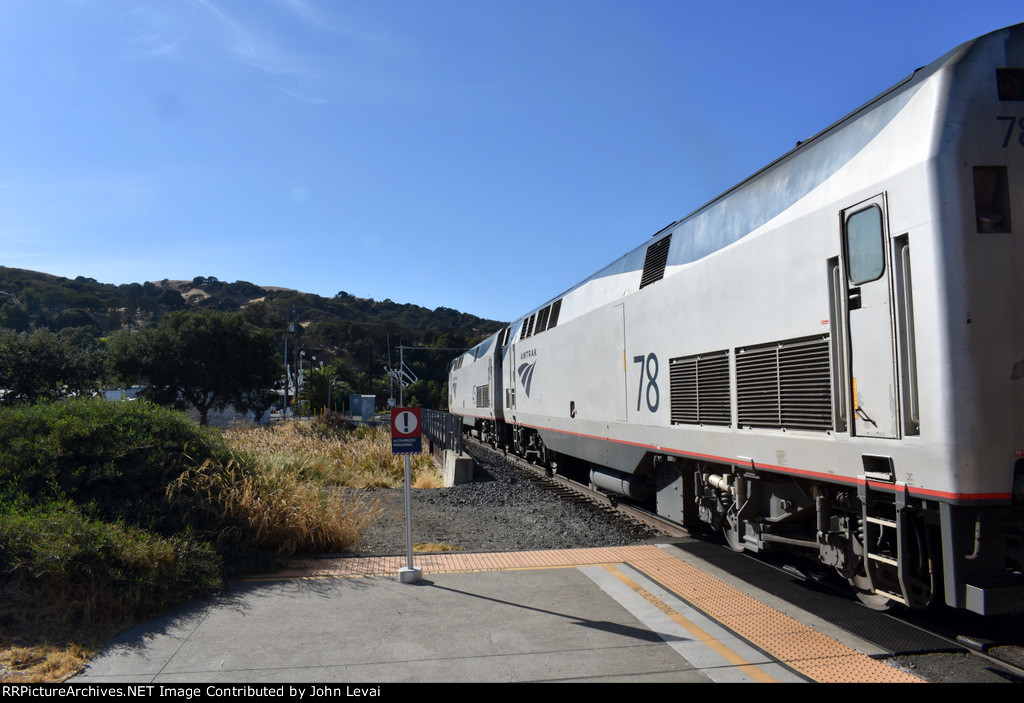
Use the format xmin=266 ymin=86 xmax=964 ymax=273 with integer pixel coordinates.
xmin=402 ymin=413 xmax=410 ymax=433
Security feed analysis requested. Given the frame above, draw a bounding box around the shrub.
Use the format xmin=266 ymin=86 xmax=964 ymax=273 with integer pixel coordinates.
xmin=0 ymin=501 xmax=222 ymax=646
xmin=0 ymin=403 xmax=411 ymax=681
xmin=0 ymin=398 xmax=228 ymax=533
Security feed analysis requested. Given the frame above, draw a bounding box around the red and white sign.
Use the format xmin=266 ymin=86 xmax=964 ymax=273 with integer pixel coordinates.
xmin=391 ymin=407 xmax=422 ymax=454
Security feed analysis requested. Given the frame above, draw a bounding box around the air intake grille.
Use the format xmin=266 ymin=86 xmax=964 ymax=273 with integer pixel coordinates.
xmin=639 ymin=235 xmax=672 ymax=289
xmin=519 ymin=299 xmax=563 ymax=339
xmin=535 ymin=305 xmax=550 ymax=333
xmin=670 ymin=350 xmax=731 ymax=426
xmin=475 ymin=385 xmax=490 ymax=408
xmin=736 ymin=335 xmax=832 ymax=430
xmin=548 ymin=299 xmax=561 ymax=328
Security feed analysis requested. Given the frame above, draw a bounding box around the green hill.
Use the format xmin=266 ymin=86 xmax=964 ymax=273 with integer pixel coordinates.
xmin=0 ymin=267 xmax=504 ymax=409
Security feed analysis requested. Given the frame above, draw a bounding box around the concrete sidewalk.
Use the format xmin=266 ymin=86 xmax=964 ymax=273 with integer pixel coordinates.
xmin=72 ymin=544 xmax=918 ymax=684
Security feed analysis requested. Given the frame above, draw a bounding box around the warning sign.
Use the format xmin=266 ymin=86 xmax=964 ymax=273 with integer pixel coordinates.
xmin=391 ymin=407 xmax=422 ymax=455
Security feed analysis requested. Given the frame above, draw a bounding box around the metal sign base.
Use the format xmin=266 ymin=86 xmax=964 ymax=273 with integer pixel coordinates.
xmin=398 ymin=566 xmax=422 ymax=583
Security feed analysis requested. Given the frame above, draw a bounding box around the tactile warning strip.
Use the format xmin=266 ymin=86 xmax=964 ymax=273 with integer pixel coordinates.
xmin=253 ymin=545 xmax=922 ymax=683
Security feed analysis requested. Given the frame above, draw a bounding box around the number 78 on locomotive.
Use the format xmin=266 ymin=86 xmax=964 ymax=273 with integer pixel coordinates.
xmin=449 ymin=23 xmax=1024 ymax=615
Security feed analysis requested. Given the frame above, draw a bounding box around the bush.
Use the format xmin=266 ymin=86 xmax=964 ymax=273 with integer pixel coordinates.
xmin=0 ymin=501 xmax=222 ymax=646
xmin=0 ymin=398 xmax=228 ymax=533
xmin=0 ymin=401 xmax=393 ymax=681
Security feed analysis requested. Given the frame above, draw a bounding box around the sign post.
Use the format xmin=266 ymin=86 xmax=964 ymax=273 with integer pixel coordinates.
xmin=391 ymin=407 xmax=422 ymax=583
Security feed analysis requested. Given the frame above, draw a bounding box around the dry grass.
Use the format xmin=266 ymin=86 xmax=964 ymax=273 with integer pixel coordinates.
xmin=222 ymin=422 xmax=444 ymax=490
xmin=1 ymin=576 xmax=100 ymax=682
xmin=168 ymin=458 xmax=384 ymax=555
xmin=1 ymin=645 xmax=92 ymax=683
xmin=0 ymin=506 xmax=222 ymax=684
xmin=413 ymin=542 xmax=466 ymax=553
xmin=179 ymin=421 xmax=446 ymax=555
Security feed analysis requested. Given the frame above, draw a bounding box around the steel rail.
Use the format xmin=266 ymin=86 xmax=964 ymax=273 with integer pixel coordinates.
xmin=465 ymin=437 xmax=688 ymax=538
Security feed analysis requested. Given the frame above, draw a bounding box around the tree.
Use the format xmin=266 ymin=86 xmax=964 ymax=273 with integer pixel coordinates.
xmin=0 ymin=328 xmax=104 ymax=403
xmin=0 ymin=302 xmax=31 ymax=332
xmin=300 ymin=364 xmax=354 ymax=414
xmin=108 ymin=309 xmax=280 ymax=425
xmin=395 ymin=374 xmax=447 ymax=409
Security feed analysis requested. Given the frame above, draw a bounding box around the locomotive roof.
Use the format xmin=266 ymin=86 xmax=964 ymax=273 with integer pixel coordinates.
xmin=509 ymin=22 xmax=1022 ymax=326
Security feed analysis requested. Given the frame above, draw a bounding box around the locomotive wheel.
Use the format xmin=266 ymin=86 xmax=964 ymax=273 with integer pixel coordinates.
xmin=847 ymin=572 xmax=895 ymax=611
xmin=722 ymin=513 xmax=744 ymax=552
xmin=513 ymin=431 xmax=526 ymax=457
xmin=845 ymin=514 xmax=931 ymax=610
xmin=535 ymin=436 xmax=548 ymax=467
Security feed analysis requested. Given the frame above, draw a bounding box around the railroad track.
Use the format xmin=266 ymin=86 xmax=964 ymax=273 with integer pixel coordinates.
xmin=466 ymin=437 xmax=1024 ymax=680
xmin=942 ymin=630 xmax=1024 ymax=680
xmin=464 ymin=437 xmax=687 ymax=538
xmin=891 ymin=603 xmax=1024 ymax=680
xmin=747 ymin=547 xmax=1024 ymax=681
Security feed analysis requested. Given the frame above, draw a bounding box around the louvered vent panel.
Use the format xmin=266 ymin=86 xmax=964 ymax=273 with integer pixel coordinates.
xmin=521 ymin=314 xmax=535 ymax=339
xmin=778 ymin=339 xmax=833 ymax=429
xmin=548 ymin=299 xmax=562 ymax=329
xmin=670 ymin=357 xmax=697 ymax=424
xmin=696 ymin=353 xmax=731 ymax=424
xmin=535 ymin=305 xmax=551 ymax=334
xmin=736 ymin=336 xmax=832 ymax=430
xmin=639 ymin=235 xmax=672 ymax=289
xmin=736 ymin=346 xmax=779 ymax=427
xmin=475 ymin=385 xmax=490 ymax=408
xmin=670 ymin=350 xmax=731 ymax=426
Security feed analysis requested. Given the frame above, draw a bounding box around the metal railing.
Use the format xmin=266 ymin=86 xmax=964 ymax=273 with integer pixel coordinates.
xmin=421 ymin=409 xmax=463 ymax=455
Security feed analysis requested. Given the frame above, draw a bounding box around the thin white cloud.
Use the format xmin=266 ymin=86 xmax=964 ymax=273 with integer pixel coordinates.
xmin=123 ymin=1 xmax=434 ymax=106
xmin=267 ymin=0 xmax=331 ymax=28
xmin=127 ymin=0 xmax=315 ymax=80
xmin=190 ymin=0 xmax=313 ymax=77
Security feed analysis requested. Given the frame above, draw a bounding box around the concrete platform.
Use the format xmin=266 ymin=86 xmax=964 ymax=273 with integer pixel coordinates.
xmin=73 ymin=544 xmax=922 ymax=683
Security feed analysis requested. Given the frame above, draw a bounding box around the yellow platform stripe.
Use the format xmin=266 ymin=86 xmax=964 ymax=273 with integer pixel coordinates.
xmin=599 ymin=562 xmax=780 ymax=683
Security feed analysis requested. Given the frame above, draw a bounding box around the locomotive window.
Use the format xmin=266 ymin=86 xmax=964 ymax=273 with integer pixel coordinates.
xmin=974 ymin=166 xmax=1012 ymax=232
xmin=845 ymin=206 xmax=885 ymax=284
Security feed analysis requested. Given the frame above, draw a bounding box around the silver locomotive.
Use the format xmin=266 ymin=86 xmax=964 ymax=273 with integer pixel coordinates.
xmin=450 ymin=23 xmax=1024 ymax=615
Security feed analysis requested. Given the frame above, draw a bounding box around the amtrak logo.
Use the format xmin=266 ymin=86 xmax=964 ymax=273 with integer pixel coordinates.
xmin=517 ymin=361 xmax=536 ymax=397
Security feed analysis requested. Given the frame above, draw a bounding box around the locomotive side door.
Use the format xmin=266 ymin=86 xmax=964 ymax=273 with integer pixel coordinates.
xmin=840 ymin=195 xmax=900 ymax=439
xmin=508 ymin=336 xmax=517 ymax=414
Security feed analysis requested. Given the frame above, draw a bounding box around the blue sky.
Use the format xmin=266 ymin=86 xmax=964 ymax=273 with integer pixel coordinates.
xmin=2 ymin=1 xmax=1022 ymax=323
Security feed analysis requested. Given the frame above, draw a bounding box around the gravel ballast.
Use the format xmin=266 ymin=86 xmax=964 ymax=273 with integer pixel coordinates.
xmin=354 ymin=442 xmax=661 ymax=556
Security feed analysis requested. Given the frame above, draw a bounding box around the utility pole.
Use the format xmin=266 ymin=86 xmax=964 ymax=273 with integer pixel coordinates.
xmin=386 ymin=345 xmax=468 ymax=405
xmin=283 ymin=328 xmax=290 ymax=417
